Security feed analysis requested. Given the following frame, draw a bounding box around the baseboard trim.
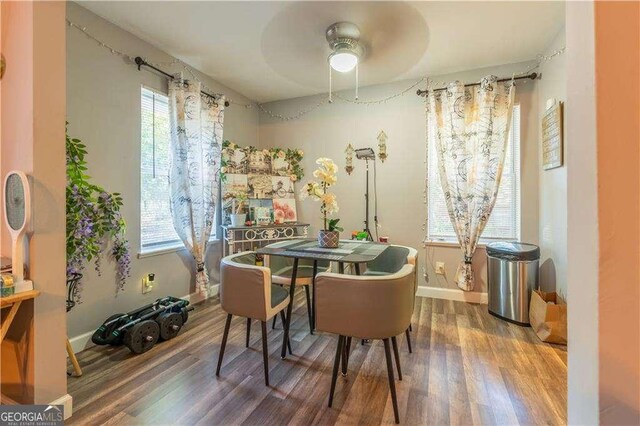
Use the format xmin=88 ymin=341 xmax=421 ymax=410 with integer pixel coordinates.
xmin=68 ymin=284 xmax=219 ymax=354
xmin=50 ymin=393 xmax=73 ymax=420
xmin=417 ymin=286 xmax=488 ymax=304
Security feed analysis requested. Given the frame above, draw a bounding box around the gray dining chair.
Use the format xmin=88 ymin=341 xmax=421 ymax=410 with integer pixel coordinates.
xmin=266 ymin=255 xmax=331 ymax=333
xmin=364 ymin=245 xmax=418 ymax=353
xmin=315 ymin=264 xmax=415 ymax=424
xmin=216 ymin=251 xmax=291 ymax=386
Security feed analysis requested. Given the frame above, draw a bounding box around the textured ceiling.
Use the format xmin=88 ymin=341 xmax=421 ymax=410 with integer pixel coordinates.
xmin=78 ymin=1 xmax=565 ymax=103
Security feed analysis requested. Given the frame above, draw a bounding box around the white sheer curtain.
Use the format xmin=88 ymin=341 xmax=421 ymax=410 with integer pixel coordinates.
xmin=427 ymin=75 xmax=515 ymax=291
xmin=168 ymin=76 xmax=225 ymax=296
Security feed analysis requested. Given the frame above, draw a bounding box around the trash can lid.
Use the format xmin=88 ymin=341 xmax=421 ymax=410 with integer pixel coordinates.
xmin=486 ymin=242 xmax=540 ymax=261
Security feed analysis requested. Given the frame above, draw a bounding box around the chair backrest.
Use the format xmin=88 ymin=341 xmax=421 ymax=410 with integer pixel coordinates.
xmin=220 ymin=252 xmax=272 ymax=321
xmin=265 ymin=255 xmax=330 ymax=272
xmin=368 ymin=244 xmax=419 ymax=294
xmin=315 ymin=264 xmax=415 ymax=340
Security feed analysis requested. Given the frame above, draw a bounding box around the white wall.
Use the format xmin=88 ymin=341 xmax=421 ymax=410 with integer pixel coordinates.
xmin=566 ymin=1 xmax=599 ymax=423
xmin=258 ymin=61 xmax=540 ymax=295
xmin=538 ymin=29 xmax=568 ymax=298
xmin=66 ymin=3 xmax=259 ymax=345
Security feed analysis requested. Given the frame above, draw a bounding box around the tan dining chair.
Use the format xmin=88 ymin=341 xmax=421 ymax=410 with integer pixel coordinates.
xmin=364 ymin=245 xmax=418 ymax=353
xmin=315 ymin=264 xmax=415 ymax=424
xmin=266 ymin=255 xmax=331 ymax=333
xmin=216 ymin=251 xmax=291 ymax=387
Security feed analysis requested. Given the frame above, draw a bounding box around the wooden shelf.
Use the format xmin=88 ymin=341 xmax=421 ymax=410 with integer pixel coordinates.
xmin=1 ymin=290 xmax=40 ymax=308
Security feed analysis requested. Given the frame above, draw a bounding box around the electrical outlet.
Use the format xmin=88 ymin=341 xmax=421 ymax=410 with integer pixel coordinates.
xmin=435 ymin=262 xmax=446 ymax=275
xmin=142 ymin=273 xmax=155 ymax=294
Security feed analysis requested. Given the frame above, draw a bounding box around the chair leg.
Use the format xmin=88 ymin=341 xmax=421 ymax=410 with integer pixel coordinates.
xmin=405 ymin=328 xmax=413 ymax=354
xmin=272 ymin=314 xmax=277 ymax=330
xmin=261 ymin=321 xmax=270 ymax=386
xmin=383 ymin=338 xmax=400 ymax=424
xmin=341 ymin=337 xmax=352 ymax=376
xmin=329 ymin=335 xmax=345 ymax=407
xmin=280 ymin=310 xmax=292 ymax=355
xmin=391 ymin=336 xmax=402 ymax=381
xmin=246 ymin=318 xmax=251 ymax=348
xmin=409 ymin=323 xmax=413 ymax=332
xmin=304 ymin=285 xmax=313 ymax=335
xmin=216 ymin=314 xmax=232 ymax=376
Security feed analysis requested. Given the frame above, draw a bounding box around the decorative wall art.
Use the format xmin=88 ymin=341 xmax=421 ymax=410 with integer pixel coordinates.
xmin=223 ymin=174 xmax=248 ymax=198
xmin=377 ymin=130 xmax=388 ymax=162
xmin=220 ymin=141 xmax=305 ymax=226
xmin=345 ymin=143 xmax=354 ymax=175
xmin=272 ymin=176 xmax=295 ymax=199
xmin=248 ymin=149 xmax=272 ymax=174
xmin=542 ymin=100 xmax=563 ymax=170
xmin=248 ymin=174 xmax=273 ymax=199
xmin=222 ymin=142 xmax=247 ymax=174
xmin=273 ymin=198 xmax=297 ymax=223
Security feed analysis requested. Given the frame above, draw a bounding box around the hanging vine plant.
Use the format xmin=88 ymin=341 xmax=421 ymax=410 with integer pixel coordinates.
xmin=66 ymin=124 xmax=131 ymax=302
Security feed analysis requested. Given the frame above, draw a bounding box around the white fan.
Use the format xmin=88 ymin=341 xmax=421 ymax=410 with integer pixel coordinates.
xmin=3 ymin=170 xmax=33 ymax=292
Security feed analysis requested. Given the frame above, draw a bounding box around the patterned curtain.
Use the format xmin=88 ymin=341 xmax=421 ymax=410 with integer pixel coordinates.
xmin=168 ymin=77 xmax=225 ymax=296
xmin=427 ymin=76 xmax=515 ymax=291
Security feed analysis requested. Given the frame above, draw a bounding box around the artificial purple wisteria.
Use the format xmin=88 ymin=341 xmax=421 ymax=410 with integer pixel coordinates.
xmin=66 ymin=125 xmax=131 ymax=301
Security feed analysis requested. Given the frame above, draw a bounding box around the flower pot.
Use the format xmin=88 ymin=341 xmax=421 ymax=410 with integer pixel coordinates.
xmin=318 ymin=230 xmax=340 ymax=248
xmin=230 ymin=213 xmax=246 ymax=227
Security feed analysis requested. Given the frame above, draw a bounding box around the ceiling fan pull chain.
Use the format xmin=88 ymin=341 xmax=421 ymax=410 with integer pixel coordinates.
xmin=355 ymin=62 xmax=359 ymax=100
xmin=329 ymin=62 xmax=333 ymax=103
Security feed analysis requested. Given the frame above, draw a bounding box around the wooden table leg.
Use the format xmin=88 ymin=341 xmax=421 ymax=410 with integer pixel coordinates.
xmin=281 ymin=257 xmax=298 ymax=359
xmin=1 ymin=301 xmax=22 ymax=342
xmin=66 ymin=338 xmax=82 ymax=377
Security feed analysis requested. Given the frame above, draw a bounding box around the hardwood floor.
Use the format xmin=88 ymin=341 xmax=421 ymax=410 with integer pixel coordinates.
xmin=67 ymin=290 xmax=567 ymax=425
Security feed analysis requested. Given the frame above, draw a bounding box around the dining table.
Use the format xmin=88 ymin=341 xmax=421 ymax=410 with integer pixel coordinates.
xmin=256 ymin=238 xmax=390 ymax=359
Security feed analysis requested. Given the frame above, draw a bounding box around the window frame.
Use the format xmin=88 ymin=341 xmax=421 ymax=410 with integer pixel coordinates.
xmin=426 ymin=104 xmax=522 ymax=245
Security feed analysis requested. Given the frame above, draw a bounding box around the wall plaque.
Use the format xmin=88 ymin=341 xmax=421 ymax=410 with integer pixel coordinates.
xmin=542 ymin=100 xmax=564 ymax=170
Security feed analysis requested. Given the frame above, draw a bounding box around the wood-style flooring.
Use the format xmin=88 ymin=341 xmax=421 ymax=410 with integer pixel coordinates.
xmin=67 ymin=290 xmax=567 ymax=425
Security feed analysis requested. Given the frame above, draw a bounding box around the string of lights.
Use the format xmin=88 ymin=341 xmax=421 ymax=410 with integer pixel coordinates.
xmin=67 ymin=19 xmax=565 ymax=122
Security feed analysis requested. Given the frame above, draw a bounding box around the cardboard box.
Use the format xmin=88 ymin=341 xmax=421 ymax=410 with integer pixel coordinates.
xmin=529 ymin=290 xmax=567 ymax=345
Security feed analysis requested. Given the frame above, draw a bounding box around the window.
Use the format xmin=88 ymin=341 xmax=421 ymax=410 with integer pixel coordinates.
xmin=140 ymin=87 xmax=182 ymax=252
xmin=427 ymin=104 xmax=521 ymax=243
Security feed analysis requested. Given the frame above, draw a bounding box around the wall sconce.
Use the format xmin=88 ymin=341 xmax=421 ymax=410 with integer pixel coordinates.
xmin=345 ymin=143 xmax=354 ymax=175
xmin=377 ymin=130 xmax=388 ymax=162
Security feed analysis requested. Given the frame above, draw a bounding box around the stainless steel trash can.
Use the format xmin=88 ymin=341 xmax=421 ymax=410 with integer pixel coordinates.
xmin=486 ymin=242 xmax=540 ymax=325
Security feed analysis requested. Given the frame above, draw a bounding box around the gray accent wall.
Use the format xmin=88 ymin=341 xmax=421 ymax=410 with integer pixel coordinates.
xmin=66 ymin=3 xmax=259 ymax=342
xmin=257 ymin=61 xmax=541 ymax=295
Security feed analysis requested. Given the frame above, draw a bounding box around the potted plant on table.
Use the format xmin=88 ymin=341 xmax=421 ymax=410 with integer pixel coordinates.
xmin=301 ymin=158 xmax=343 ymax=248
xmin=225 ymin=191 xmax=248 ymax=227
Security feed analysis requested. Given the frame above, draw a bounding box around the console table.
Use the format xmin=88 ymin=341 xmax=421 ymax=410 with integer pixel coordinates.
xmin=221 ymin=223 xmax=309 ymax=256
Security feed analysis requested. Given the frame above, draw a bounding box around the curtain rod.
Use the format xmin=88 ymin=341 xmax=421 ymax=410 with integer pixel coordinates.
xmin=415 ymin=72 xmax=538 ymax=97
xmin=134 ymin=57 xmax=230 ymax=107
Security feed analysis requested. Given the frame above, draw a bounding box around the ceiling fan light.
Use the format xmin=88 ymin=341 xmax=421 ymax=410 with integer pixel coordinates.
xmin=329 ymin=51 xmax=358 ymax=73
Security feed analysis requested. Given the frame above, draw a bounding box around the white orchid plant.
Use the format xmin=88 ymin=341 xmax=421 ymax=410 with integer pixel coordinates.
xmin=300 ymin=158 xmax=343 ymax=233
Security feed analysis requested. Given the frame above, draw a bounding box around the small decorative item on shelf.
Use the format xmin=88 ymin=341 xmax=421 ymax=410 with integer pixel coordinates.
xmin=226 ymin=191 xmax=248 ymax=226
xmin=300 ymin=158 xmax=342 ymax=248
xmin=377 ymin=130 xmax=388 ymax=162
xmin=345 ymin=144 xmax=354 ymax=175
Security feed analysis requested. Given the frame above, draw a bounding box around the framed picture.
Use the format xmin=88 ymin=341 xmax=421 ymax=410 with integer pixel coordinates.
xmin=222 ymin=147 xmax=247 ymax=174
xmin=272 ymin=176 xmax=295 ymax=199
xmin=247 ymin=174 xmax=273 ymax=199
xmin=273 ymin=198 xmax=297 ymax=223
xmin=271 ymin=155 xmax=290 ymax=176
xmin=248 ymin=199 xmax=273 ymax=225
xmin=248 ymin=150 xmax=272 ymax=174
xmin=223 ymin=174 xmax=248 ymax=198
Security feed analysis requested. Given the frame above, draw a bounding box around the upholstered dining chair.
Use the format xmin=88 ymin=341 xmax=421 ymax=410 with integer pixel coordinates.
xmin=266 ymin=255 xmax=331 ymax=333
xmin=364 ymin=245 xmax=418 ymax=353
xmin=216 ymin=251 xmax=291 ymax=387
xmin=315 ymin=264 xmax=415 ymax=424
